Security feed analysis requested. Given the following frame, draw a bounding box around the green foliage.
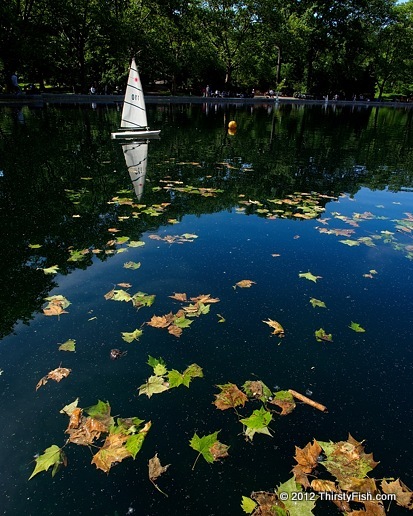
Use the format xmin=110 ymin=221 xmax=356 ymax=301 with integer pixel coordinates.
xmin=240 ymin=495 xmax=257 ymax=514
xmin=240 ymin=406 xmax=273 ymax=440
xmin=29 ymin=445 xmax=66 ymax=480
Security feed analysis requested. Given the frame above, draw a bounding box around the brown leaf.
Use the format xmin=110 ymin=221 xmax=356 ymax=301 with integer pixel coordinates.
xmin=210 ymin=441 xmax=229 ymax=460
xmin=213 ymin=383 xmax=248 ymax=410
xmin=310 ymin=479 xmax=337 ymax=492
xmin=340 ymin=477 xmax=377 ymax=494
xmin=148 ymin=453 xmax=170 ymax=482
xmin=270 ymin=395 xmax=296 ymax=415
xmin=190 ymin=294 xmax=220 ymax=304
xmin=292 ymin=440 xmax=322 ymax=488
xmin=108 ymin=228 xmax=120 ymax=233
xmin=104 ymin=289 xmax=115 ymax=300
xmin=381 ymin=479 xmax=413 ymax=510
xmin=117 ymin=283 xmax=132 ymax=288
xmin=233 ymin=279 xmax=256 ymax=289
xmin=66 ymin=408 xmax=83 ymax=430
xmin=36 ymin=367 xmax=71 ymax=390
xmin=169 ymin=293 xmax=187 ymax=302
xmin=250 ymin=491 xmax=286 ymax=514
xmin=167 ymin=324 xmax=182 ymax=337
xmin=66 ymin=416 xmax=109 ymax=446
xmin=91 ymin=433 xmax=131 ymax=473
xmin=147 ymin=313 xmax=174 ymax=328
xmin=262 ymin=319 xmax=285 ymax=337
xmin=43 ymin=304 xmax=68 ymax=316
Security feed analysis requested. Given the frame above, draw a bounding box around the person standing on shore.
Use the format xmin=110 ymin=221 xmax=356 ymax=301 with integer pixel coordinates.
xmin=11 ymin=72 xmax=21 ymax=94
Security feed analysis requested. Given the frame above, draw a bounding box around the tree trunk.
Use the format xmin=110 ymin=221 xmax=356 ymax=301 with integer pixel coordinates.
xmin=275 ymin=45 xmax=281 ymax=86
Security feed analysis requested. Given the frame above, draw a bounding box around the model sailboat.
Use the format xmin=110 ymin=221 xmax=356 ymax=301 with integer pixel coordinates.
xmin=111 ymin=58 xmax=160 ymax=139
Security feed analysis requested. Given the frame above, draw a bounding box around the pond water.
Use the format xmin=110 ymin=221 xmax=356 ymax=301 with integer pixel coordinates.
xmin=0 ymin=101 xmax=412 ymax=515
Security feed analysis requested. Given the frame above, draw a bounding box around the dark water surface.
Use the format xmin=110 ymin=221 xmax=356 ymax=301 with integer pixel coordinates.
xmin=0 ymin=101 xmax=412 ymax=515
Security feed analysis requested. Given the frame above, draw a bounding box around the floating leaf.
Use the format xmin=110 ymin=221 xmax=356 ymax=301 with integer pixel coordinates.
xmin=43 ymin=295 xmax=71 ymax=317
xmin=349 ymin=321 xmax=366 ymax=333
xmin=213 ymin=383 xmax=248 ymax=410
xmin=271 ymin=390 xmax=296 ymax=416
xmin=123 ymin=261 xmax=141 ymax=270
xmin=138 ymin=376 xmax=169 ymax=398
xmin=339 ymin=239 xmax=360 ymax=246
xmin=147 ymin=355 xmax=167 ymax=372
xmin=149 ymin=453 xmax=170 ymax=496
xmin=315 ymin=328 xmax=333 ymax=342
xmin=309 ymin=298 xmax=326 ymax=308
xmin=381 ymin=479 xmax=413 ymax=510
xmin=168 ymin=364 xmax=203 ymax=388
xmin=262 ymin=319 xmax=285 ymax=337
xmin=243 ymin=380 xmax=273 ymax=402
xmin=240 ymin=496 xmax=257 ymax=514
xmin=116 ymin=236 xmax=130 ymax=244
xmin=169 ymin=293 xmax=187 ymax=302
xmin=121 ymin=329 xmax=143 ymax=343
xmin=173 ymin=315 xmax=193 ymax=328
xmin=299 ymin=272 xmax=322 ymax=283
xmin=292 ymin=439 xmax=322 ymax=488
xmin=189 ymin=431 xmax=229 ymax=469
xmin=58 ymin=339 xmax=76 ymax=352
xmin=59 ymin=398 xmax=79 ymax=416
xmin=29 ymin=243 xmax=42 ymax=249
xmin=233 ymin=279 xmax=256 ymax=289
xmin=240 ymin=406 xmax=273 ymax=440
xmin=127 ymin=240 xmax=145 ymax=248
xmin=131 ymin=292 xmax=155 ymax=309
xmin=105 ymin=289 xmax=131 ymax=302
xmin=318 ymin=434 xmax=379 ymax=487
xmin=42 ymin=265 xmax=59 ymax=275
xmin=148 ymin=313 xmax=175 ymax=328
xmin=276 ymin=476 xmax=317 ymax=515
xmin=29 ymin=445 xmax=66 ymax=480
xmin=36 ymin=367 xmax=71 ymax=390
xmin=216 ymin=313 xmax=226 ymax=323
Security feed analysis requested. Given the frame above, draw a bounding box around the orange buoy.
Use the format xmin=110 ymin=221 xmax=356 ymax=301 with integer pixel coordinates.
xmin=228 ymin=120 xmax=237 ymax=130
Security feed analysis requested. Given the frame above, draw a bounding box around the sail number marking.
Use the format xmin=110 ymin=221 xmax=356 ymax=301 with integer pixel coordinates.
xmin=131 ymin=94 xmax=140 ymax=101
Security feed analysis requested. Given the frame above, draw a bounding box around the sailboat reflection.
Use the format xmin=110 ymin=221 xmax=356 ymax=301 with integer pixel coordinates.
xmin=122 ymin=139 xmax=152 ymax=200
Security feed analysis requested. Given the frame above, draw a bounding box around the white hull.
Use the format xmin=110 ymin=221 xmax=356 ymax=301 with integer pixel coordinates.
xmin=111 ymin=129 xmax=161 ymax=140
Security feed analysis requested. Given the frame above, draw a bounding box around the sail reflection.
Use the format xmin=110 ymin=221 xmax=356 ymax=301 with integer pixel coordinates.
xmin=122 ymin=140 xmax=149 ymax=200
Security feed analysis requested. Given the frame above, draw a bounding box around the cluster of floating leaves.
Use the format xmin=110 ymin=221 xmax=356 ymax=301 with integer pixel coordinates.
xmin=28 ymin=184 xmax=413 ymax=514
xmin=242 ymin=435 xmax=413 ymax=515
xmin=138 ymin=356 xmax=203 ymax=398
xmin=30 ymin=399 xmax=151 ymax=478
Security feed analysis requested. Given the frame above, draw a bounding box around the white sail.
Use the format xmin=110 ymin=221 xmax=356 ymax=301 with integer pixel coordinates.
xmin=111 ymin=58 xmax=160 ymax=139
xmin=120 ymin=58 xmax=148 ymax=129
xmin=122 ymin=141 xmax=148 ymax=200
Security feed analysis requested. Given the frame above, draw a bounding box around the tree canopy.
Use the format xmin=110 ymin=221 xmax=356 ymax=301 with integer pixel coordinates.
xmin=1 ymin=0 xmax=412 ymax=98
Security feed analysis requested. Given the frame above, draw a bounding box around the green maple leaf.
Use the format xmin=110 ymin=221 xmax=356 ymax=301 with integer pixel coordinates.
xmin=68 ymin=249 xmax=88 ymax=262
xmin=276 ymin=477 xmax=317 ymax=515
xmin=349 ymin=321 xmax=366 ymax=332
xmin=153 ymin=363 xmax=168 ymax=376
xmin=315 ymin=328 xmax=333 ymax=342
xmin=299 ymin=272 xmax=322 ymax=283
xmin=138 ymin=376 xmax=169 ymax=398
xmin=42 ymin=265 xmax=59 ymax=275
xmin=121 ymin=329 xmax=143 ymax=343
xmin=173 ymin=315 xmax=193 ymax=328
xmin=131 ymin=292 xmax=155 ymax=308
xmin=123 ymin=261 xmax=141 ymax=270
xmin=339 ymin=239 xmax=360 ymax=246
xmin=240 ymin=406 xmax=273 ymax=440
xmin=147 ymin=356 xmax=167 ymax=370
xmin=111 ymin=289 xmax=132 ymax=302
xmin=116 ymin=236 xmax=130 ymax=244
xmin=189 ymin=430 xmax=228 ymax=469
xmin=127 ymin=240 xmax=145 ymax=248
xmin=125 ymin=433 xmax=146 ymax=459
xmin=241 ymin=496 xmax=257 ymax=514
xmin=58 ymin=339 xmax=76 ymax=352
xmin=168 ymin=364 xmax=203 ymax=388
xmin=29 ymin=445 xmax=66 ymax=480
xmin=309 ymin=298 xmax=326 ymax=308
xmin=84 ymin=400 xmax=113 ymax=427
